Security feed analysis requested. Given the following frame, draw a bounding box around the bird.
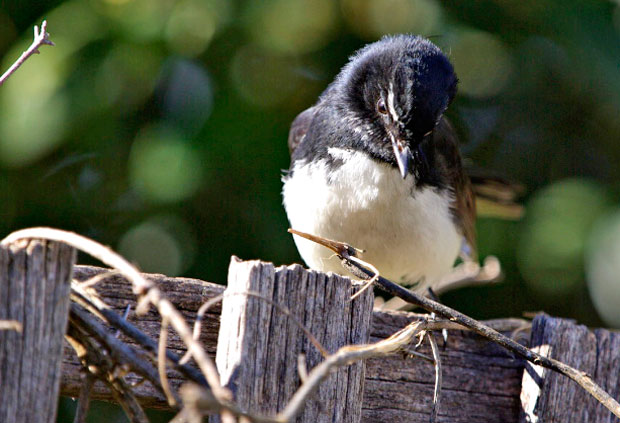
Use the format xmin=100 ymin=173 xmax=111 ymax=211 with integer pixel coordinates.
xmin=282 ymin=35 xmax=477 ymax=294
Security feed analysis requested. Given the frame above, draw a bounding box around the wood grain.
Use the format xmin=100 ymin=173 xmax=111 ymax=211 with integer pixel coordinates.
xmin=211 ymin=257 xmax=374 ymax=423
xmin=63 ymin=263 xmax=531 ymax=422
xmin=363 ymin=310 xmax=525 ymax=423
xmin=63 ymin=265 xmax=223 ymax=408
xmin=61 ymin=262 xmax=620 ymax=422
xmin=0 ymin=240 xmax=75 ymax=423
xmin=520 ymin=314 xmax=620 ymax=423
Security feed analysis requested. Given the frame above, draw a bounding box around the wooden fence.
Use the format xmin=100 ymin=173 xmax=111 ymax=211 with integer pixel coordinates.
xmin=1 ymin=239 xmax=619 ymax=422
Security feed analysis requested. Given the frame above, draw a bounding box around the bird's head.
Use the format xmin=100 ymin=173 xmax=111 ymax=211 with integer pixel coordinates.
xmin=339 ymin=35 xmax=458 ymax=178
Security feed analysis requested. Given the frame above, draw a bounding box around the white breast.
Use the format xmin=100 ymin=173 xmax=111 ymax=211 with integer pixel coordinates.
xmin=282 ymin=148 xmax=462 ymax=291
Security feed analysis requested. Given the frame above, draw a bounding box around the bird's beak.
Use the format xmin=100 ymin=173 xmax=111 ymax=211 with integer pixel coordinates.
xmin=389 ymin=133 xmax=412 ymax=179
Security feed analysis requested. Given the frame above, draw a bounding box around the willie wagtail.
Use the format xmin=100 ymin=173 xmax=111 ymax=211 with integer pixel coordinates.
xmin=282 ymin=35 xmax=477 ymax=293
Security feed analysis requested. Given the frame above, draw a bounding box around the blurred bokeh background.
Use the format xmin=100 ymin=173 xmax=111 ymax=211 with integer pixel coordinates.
xmin=1 ymin=0 xmax=620 ymax=419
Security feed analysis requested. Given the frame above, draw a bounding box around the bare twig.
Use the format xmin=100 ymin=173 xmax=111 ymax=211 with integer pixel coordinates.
xmin=177 ymin=384 xmax=283 ymax=423
xmin=159 ymin=316 xmax=176 ymax=406
xmin=348 ymin=255 xmax=380 ymax=301
xmin=80 ymin=270 xmax=121 ymax=289
xmin=69 ymin=303 xmax=169 ymax=401
xmin=109 ymin=376 xmax=150 ymax=423
xmin=427 ymin=332 xmax=442 ymax=423
xmin=289 ymin=227 xmax=620 ymax=419
xmin=401 ymin=346 xmax=434 ymax=363
xmin=71 ymin=283 xmax=208 ymax=387
xmin=73 ymin=373 xmax=95 ymax=423
xmin=179 ymin=293 xmax=224 ymax=365
xmin=0 ymin=320 xmax=22 ymax=331
xmin=0 ymin=20 xmax=55 ymax=86
xmin=66 ymin=317 xmax=151 ymax=423
xmin=381 ymin=256 xmax=502 ymax=310
xmin=115 ymin=304 xmax=132 ymax=338
xmin=297 ymin=354 xmax=308 ymax=383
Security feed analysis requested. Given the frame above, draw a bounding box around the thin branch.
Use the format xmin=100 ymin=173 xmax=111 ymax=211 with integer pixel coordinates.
xmin=115 ymin=304 xmax=132 ymax=338
xmin=402 ymin=346 xmax=434 ymax=363
xmin=0 ymin=320 xmax=22 ymax=331
xmin=2 ymin=228 xmax=153 ymax=295
xmin=70 ymin=303 xmax=169 ymax=401
xmin=0 ymin=20 xmax=55 ymax=86
xmin=67 ymin=319 xmax=150 ymax=423
xmin=80 ymin=270 xmax=121 ymax=289
xmin=159 ymin=316 xmax=177 ymax=406
xmin=289 ymin=227 xmax=620 ymax=419
xmin=427 ymin=332 xmax=442 ymax=423
xmin=348 ymin=255 xmax=380 ymax=301
xmin=372 ymin=257 xmax=502 ymax=310
xmin=73 ymin=373 xmax=95 ymax=423
xmin=179 ymin=294 xmax=224 ymax=365
xmin=71 ymin=283 xmax=208 ymax=387
xmin=297 ymin=354 xmax=308 ymax=383
xmin=108 ymin=376 xmax=149 ymax=423
xmin=178 ymin=384 xmax=284 ymax=423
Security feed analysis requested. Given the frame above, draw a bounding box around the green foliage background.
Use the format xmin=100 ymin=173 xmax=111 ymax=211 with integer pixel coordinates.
xmin=2 ymin=0 xmax=620 ymax=419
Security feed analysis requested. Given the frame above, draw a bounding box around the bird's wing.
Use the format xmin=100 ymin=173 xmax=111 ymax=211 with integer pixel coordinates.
xmin=288 ymin=106 xmax=318 ymax=155
xmin=433 ymin=118 xmax=477 ymax=260
xmin=465 ymin=167 xmax=525 ymax=220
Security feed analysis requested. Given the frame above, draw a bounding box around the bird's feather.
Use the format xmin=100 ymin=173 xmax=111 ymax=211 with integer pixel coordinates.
xmin=288 ymin=106 xmax=317 ymax=154
xmin=431 ymin=118 xmax=477 ymax=261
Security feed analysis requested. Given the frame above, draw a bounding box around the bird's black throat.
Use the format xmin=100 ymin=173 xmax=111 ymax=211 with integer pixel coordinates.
xmin=289 ymin=104 xmax=445 ymax=191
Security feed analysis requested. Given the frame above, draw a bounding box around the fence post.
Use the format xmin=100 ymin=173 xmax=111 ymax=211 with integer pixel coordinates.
xmin=211 ymin=257 xmax=374 ymax=423
xmin=0 ymin=239 xmax=76 ymax=423
xmin=520 ymin=313 xmax=620 ymax=422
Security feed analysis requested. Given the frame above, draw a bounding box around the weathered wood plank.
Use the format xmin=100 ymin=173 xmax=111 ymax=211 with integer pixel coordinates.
xmin=63 ymin=263 xmax=530 ymax=423
xmin=520 ymin=314 xmax=620 ymax=423
xmin=0 ymin=240 xmax=75 ymax=423
xmin=363 ymin=309 xmax=525 ymax=422
xmin=62 ymin=265 xmax=222 ymax=408
xmin=211 ymin=257 xmax=374 ymax=423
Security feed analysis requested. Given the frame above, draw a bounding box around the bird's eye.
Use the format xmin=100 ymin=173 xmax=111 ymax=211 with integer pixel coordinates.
xmin=377 ymin=98 xmax=388 ymax=115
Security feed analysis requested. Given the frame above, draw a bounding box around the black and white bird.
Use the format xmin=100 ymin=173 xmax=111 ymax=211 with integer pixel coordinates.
xmin=282 ymin=35 xmax=477 ymax=293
